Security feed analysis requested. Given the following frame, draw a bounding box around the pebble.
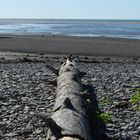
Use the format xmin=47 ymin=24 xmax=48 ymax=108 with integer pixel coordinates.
xmin=138 ymin=126 xmax=140 ymax=134
xmin=121 ymin=126 xmax=128 ymax=131
xmin=24 ymin=106 xmax=30 ymax=113
xmin=121 ymin=132 xmax=131 ymax=140
xmin=5 ymin=132 xmax=17 ymax=137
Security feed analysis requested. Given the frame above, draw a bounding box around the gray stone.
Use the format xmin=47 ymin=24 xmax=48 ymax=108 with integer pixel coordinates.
xmin=121 ymin=126 xmax=128 ymax=131
xmin=138 ymin=126 xmax=140 ymax=134
xmin=128 ymin=122 xmax=135 ymax=127
xmin=24 ymin=106 xmax=29 ymax=112
xmin=5 ymin=132 xmax=17 ymax=137
xmin=121 ymin=132 xmax=131 ymax=140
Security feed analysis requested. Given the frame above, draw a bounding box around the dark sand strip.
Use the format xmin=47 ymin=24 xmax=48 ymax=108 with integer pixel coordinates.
xmin=0 ymin=34 xmax=140 ymax=57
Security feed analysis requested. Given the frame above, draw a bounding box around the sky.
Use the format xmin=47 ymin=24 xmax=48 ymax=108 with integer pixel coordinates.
xmin=0 ymin=0 xmax=140 ymax=19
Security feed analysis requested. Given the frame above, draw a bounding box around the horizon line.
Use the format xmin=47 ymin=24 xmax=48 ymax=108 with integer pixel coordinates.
xmin=0 ymin=18 xmax=140 ymax=21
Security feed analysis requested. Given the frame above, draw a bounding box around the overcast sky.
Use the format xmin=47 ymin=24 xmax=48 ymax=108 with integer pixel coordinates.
xmin=0 ymin=0 xmax=140 ymax=19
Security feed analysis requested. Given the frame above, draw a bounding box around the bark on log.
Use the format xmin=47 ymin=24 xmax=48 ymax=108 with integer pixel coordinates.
xmin=46 ymin=56 xmax=92 ymax=140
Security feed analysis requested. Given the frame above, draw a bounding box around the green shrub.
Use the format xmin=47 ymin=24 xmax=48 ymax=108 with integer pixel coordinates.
xmin=129 ymin=88 xmax=140 ymax=112
xmin=96 ymin=112 xmax=111 ymax=123
xmin=136 ymin=106 xmax=140 ymax=111
xmin=99 ymin=98 xmax=109 ymax=106
xmin=129 ymin=88 xmax=140 ymax=103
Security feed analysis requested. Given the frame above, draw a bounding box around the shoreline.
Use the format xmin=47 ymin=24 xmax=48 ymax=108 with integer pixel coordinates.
xmin=0 ymin=34 xmax=140 ymax=57
xmin=1 ymin=32 xmax=140 ymax=40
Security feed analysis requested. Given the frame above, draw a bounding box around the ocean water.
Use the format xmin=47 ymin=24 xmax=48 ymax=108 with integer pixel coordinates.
xmin=0 ymin=19 xmax=140 ymax=39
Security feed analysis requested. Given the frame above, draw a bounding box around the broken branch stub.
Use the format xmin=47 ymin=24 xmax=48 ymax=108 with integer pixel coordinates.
xmin=46 ymin=56 xmax=92 ymax=140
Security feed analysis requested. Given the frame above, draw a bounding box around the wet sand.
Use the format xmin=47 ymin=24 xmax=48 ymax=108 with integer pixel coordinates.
xmin=0 ymin=34 xmax=140 ymax=57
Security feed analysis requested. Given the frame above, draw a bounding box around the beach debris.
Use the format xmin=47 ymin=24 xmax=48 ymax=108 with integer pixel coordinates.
xmin=46 ymin=55 xmax=92 ymax=140
xmin=84 ymin=56 xmax=89 ymax=59
xmin=38 ymin=53 xmax=43 ymax=55
xmin=115 ymin=101 xmax=129 ymax=108
xmin=0 ymin=36 xmax=11 ymax=39
xmin=22 ymin=57 xmax=33 ymax=62
xmin=0 ymin=57 xmax=5 ymax=60
xmin=46 ymin=65 xmax=59 ymax=76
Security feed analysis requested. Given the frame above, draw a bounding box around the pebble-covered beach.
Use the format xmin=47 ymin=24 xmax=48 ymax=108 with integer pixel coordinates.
xmin=0 ymin=55 xmax=140 ymax=140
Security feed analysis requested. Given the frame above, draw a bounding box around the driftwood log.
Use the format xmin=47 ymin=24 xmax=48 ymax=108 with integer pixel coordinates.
xmin=46 ymin=55 xmax=92 ymax=140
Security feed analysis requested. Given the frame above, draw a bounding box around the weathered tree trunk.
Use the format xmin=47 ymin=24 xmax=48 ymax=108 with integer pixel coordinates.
xmin=46 ymin=56 xmax=92 ymax=140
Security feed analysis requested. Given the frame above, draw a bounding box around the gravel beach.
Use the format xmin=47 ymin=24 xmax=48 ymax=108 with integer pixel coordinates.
xmin=0 ymin=55 xmax=140 ymax=140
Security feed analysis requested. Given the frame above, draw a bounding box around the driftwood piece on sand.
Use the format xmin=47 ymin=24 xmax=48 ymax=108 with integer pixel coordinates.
xmin=46 ymin=55 xmax=92 ymax=140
